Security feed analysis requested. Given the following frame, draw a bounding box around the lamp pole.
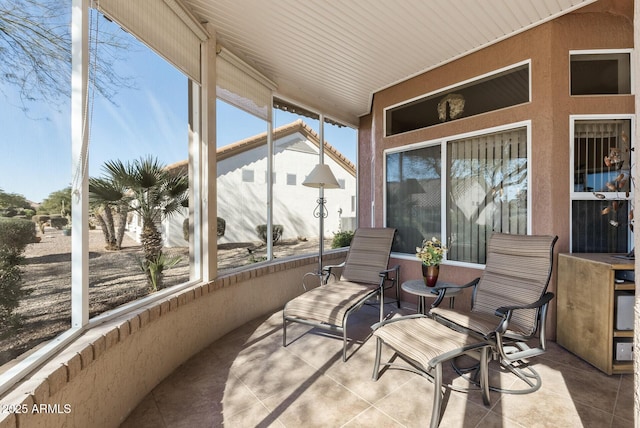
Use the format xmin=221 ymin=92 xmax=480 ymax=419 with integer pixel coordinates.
xmin=303 ymin=163 xmax=340 ymax=274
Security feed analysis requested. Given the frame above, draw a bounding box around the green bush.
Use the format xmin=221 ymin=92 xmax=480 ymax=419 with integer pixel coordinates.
xmin=0 ymin=218 xmax=36 ymax=325
xmin=49 ymin=215 xmax=68 ymax=230
xmin=256 ymin=224 xmax=283 ymax=244
xmin=331 ymin=230 xmax=355 ymax=248
xmin=1 ymin=207 xmax=17 ymax=217
xmin=182 ymin=218 xmax=189 ymax=241
xmin=32 ymin=214 xmax=50 ymax=223
xmin=181 ymin=217 xmax=225 ymax=241
xmin=217 ymin=217 xmax=226 ymax=237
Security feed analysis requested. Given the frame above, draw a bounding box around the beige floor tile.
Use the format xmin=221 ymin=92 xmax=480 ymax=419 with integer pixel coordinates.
xmin=474 ymin=410 xmax=528 ymax=428
xmin=222 ymin=401 xmax=285 ymax=427
xmin=495 ymin=387 xmax=614 ymax=428
xmin=342 ymin=405 xmax=405 ymax=427
xmin=615 ymin=374 xmax=634 ymax=423
xmin=120 ymin=394 xmax=166 ymax=428
xmin=122 ymin=307 xmax=632 ymax=428
xmin=260 ymin=375 xmax=371 ymax=428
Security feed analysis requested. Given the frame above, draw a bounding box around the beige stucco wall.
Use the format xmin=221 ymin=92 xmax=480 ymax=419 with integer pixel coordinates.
xmin=0 ymin=250 xmax=346 ymax=428
xmin=360 ymin=0 xmax=635 ymax=339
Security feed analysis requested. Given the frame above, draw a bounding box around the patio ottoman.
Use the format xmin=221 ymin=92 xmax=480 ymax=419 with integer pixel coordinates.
xmin=371 ymin=314 xmax=491 ymax=428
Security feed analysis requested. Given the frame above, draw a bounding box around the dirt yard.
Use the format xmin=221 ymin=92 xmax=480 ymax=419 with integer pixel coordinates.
xmin=0 ymin=227 xmax=325 ymax=367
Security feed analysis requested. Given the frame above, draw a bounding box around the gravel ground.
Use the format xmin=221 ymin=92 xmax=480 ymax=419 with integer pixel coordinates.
xmin=0 ymin=227 xmax=324 ymax=367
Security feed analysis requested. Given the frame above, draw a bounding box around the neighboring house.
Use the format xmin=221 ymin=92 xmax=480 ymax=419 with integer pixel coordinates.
xmin=128 ymin=120 xmax=356 ymax=247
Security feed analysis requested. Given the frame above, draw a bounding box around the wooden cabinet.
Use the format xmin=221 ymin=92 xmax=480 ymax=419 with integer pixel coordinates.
xmin=557 ymin=253 xmax=634 ymax=375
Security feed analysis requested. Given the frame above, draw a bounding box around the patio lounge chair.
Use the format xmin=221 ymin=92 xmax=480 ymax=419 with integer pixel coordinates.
xmin=282 ymin=227 xmax=399 ymax=361
xmin=430 ymin=233 xmax=558 ymax=393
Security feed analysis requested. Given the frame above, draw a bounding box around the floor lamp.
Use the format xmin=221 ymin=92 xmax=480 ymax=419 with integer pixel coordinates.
xmin=302 ymin=163 xmax=340 ymax=275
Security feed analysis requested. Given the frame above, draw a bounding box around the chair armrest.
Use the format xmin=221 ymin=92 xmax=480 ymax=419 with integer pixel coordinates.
xmin=378 ymin=264 xmax=400 ymax=291
xmin=379 ymin=264 xmax=400 ymax=279
xmin=431 ymin=277 xmax=480 ymax=307
xmin=321 ymin=262 xmax=346 ymax=284
xmin=495 ymin=292 xmax=554 ymax=317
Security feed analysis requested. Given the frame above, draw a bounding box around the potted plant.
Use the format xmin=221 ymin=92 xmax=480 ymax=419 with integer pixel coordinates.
xmin=416 ymin=237 xmax=447 ymax=287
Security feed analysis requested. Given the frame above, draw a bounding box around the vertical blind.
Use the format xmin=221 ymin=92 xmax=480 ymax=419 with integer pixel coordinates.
xmin=447 ymin=127 xmax=528 ymax=264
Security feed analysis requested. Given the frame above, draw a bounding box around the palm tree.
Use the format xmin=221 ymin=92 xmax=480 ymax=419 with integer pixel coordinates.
xmin=102 ymin=156 xmax=188 ymax=289
xmin=88 ymin=176 xmax=128 ymax=250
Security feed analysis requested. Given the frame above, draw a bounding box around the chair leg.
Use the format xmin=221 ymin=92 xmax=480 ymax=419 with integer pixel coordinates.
xmin=343 ymin=326 xmax=348 ymax=362
xmin=479 ymin=346 xmax=490 ymax=406
xmin=372 ymin=338 xmax=383 ymax=380
xmin=282 ymin=315 xmax=287 ymax=347
xmin=430 ymin=362 xmax=443 ymax=428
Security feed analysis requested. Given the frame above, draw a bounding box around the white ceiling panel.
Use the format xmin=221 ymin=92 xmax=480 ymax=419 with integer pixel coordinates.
xmin=184 ymin=0 xmax=597 ymax=126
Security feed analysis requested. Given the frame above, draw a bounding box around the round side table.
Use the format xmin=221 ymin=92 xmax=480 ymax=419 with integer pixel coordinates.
xmin=401 ymin=279 xmax=462 ymax=314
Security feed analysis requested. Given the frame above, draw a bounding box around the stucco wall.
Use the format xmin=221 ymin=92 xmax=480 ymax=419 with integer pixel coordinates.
xmin=360 ymin=0 xmax=634 ymax=339
xmin=216 ymin=137 xmax=356 ymax=243
xmin=0 ymin=251 xmax=346 ymax=428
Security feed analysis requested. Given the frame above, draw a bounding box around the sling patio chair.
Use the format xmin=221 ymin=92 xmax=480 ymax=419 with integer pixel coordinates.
xmin=282 ymin=227 xmax=400 ymax=361
xmin=429 ymin=233 xmax=558 ymax=393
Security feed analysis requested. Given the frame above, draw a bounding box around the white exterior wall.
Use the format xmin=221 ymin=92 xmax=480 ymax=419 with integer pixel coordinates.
xmin=217 ymin=132 xmax=356 ymax=243
xmin=161 ymin=130 xmax=356 ymax=247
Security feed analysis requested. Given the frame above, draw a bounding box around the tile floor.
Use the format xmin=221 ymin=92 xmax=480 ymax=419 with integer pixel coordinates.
xmin=121 ymin=303 xmax=633 ymax=427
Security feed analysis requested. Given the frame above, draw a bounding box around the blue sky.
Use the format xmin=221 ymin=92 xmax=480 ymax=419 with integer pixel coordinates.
xmin=0 ymin=17 xmax=356 ymax=203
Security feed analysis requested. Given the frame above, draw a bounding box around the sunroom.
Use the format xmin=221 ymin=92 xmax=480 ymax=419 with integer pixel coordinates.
xmin=0 ymin=0 xmax=638 ymax=426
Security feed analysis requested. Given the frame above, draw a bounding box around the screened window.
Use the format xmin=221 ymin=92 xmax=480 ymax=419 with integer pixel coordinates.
xmin=386 ymin=125 xmax=528 ymax=265
xmin=571 ymin=118 xmax=633 ymax=252
xmin=570 ymin=52 xmax=631 ymax=95
xmin=287 ymin=173 xmax=296 ymax=185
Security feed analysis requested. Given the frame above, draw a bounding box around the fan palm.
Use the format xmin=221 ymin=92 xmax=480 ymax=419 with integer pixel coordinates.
xmin=88 ymin=177 xmax=128 ymax=250
xmin=102 ymin=156 xmax=188 ymax=289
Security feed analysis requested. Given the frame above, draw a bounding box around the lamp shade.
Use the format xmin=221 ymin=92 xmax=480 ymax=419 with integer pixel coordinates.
xmin=302 ymin=164 xmax=340 ymax=189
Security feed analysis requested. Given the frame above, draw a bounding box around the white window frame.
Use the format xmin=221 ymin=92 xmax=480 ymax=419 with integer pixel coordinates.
xmin=383 ymin=60 xmax=531 ymax=138
xmin=569 ymin=114 xmax=635 ymax=252
xmin=569 ymin=49 xmax=634 ymax=96
xmin=384 ymin=121 xmax=532 ymax=268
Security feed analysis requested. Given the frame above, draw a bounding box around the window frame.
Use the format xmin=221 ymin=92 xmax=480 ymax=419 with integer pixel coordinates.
xmin=384 ymin=120 xmax=532 ymax=268
xmin=383 ymin=60 xmax=531 ymax=137
xmin=569 ymin=114 xmax=635 ymax=253
xmin=569 ymin=49 xmax=633 ymax=96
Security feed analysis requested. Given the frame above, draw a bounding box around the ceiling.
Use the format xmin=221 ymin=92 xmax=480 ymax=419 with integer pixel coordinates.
xmin=184 ymin=0 xmax=597 ymax=127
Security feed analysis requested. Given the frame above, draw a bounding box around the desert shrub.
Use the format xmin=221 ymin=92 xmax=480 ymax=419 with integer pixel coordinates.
xmin=32 ymin=215 xmax=50 ymax=234
xmin=217 ymin=217 xmax=226 ymax=237
xmin=183 ymin=218 xmax=189 ymax=241
xmin=49 ymin=215 xmax=68 ymax=230
xmin=0 ymin=218 xmax=36 ymax=249
xmin=256 ymin=224 xmax=283 ymax=244
xmin=0 ymin=218 xmax=36 ymax=325
xmin=181 ymin=217 xmax=225 ymax=241
xmin=32 ymin=214 xmax=50 ymax=223
xmin=1 ymin=207 xmax=17 ymax=218
xmin=331 ymin=230 xmax=355 ymax=248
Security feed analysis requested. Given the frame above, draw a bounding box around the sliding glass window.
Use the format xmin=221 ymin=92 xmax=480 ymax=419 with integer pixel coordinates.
xmin=385 ymin=124 xmax=529 ymax=265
